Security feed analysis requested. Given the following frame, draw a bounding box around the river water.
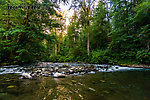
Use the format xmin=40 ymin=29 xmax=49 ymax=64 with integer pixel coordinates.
xmin=0 ymin=62 xmax=150 ymax=100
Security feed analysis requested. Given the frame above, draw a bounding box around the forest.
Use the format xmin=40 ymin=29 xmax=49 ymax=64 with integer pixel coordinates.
xmin=0 ymin=0 xmax=150 ymax=66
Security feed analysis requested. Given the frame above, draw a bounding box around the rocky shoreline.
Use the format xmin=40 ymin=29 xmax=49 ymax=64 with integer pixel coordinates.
xmin=0 ymin=62 xmax=149 ymax=79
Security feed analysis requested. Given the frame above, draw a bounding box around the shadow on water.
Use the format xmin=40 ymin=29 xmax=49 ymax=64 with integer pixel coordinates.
xmin=0 ymin=64 xmax=150 ymax=100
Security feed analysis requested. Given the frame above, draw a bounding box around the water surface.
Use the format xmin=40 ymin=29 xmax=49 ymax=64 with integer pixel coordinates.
xmin=0 ymin=63 xmax=150 ymax=100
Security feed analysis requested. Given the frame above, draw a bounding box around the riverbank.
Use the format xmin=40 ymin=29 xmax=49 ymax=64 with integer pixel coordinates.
xmin=1 ymin=61 xmax=150 ymax=68
xmin=119 ymin=64 xmax=150 ymax=68
xmin=1 ymin=62 xmax=149 ymax=80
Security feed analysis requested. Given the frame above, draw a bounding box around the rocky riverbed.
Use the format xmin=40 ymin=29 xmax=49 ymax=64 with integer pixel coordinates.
xmin=0 ymin=62 xmax=146 ymax=79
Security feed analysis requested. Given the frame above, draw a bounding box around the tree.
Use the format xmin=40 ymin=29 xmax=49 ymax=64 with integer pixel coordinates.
xmin=91 ymin=0 xmax=110 ymax=50
xmin=71 ymin=0 xmax=96 ymax=56
xmin=109 ymin=0 xmax=150 ymax=64
xmin=0 ymin=0 xmax=63 ymax=64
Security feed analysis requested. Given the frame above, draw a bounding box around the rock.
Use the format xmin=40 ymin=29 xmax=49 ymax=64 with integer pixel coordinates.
xmin=35 ymin=69 xmax=42 ymax=73
xmin=54 ymin=67 xmax=59 ymax=71
xmin=37 ymin=75 xmax=40 ymax=77
xmin=31 ymin=73 xmax=36 ymax=77
xmin=87 ymin=65 xmax=96 ymax=71
xmin=71 ymin=80 xmax=76 ymax=84
xmin=49 ymin=67 xmax=54 ymax=72
xmin=98 ymin=66 xmax=103 ymax=69
xmin=7 ymin=85 xmax=16 ymax=88
xmin=80 ymin=64 xmax=86 ymax=68
xmin=50 ymin=72 xmax=54 ymax=75
xmin=80 ymin=72 xmax=86 ymax=75
xmin=77 ymin=61 xmax=82 ymax=63
xmin=44 ymin=68 xmax=48 ymax=71
xmin=57 ymin=69 xmax=62 ymax=73
xmin=89 ymin=87 xmax=96 ymax=91
xmin=88 ymin=71 xmax=95 ymax=74
xmin=73 ymin=72 xmax=80 ymax=75
xmin=88 ymin=65 xmax=96 ymax=68
xmin=85 ymin=69 xmax=89 ymax=73
xmin=3 ymin=65 xmax=19 ymax=68
xmin=42 ymin=73 xmax=49 ymax=77
xmin=53 ymin=72 xmax=66 ymax=78
xmin=42 ymin=71 xmax=50 ymax=77
xmin=62 ymin=64 xmax=69 ymax=68
xmin=22 ymin=73 xmax=32 ymax=79
xmin=100 ymin=80 xmax=105 ymax=83
xmin=61 ymin=71 xmax=65 ymax=74
xmin=69 ymin=69 xmax=74 ymax=74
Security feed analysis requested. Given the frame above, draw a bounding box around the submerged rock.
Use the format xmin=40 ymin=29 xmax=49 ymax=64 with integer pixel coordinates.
xmin=7 ymin=85 xmax=16 ymax=88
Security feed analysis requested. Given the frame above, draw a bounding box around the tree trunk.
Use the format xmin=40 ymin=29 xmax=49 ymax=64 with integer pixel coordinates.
xmin=23 ymin=7 xmax=29 ymax=25
xmin=7 ymin=7 xmax=10 ymax=31
xmin=147 ymin=40 xmax=150 ymax=51
xmin=55 ymin=44 xmax=57 ymax=56
xmin=81 ymin=0 xmax=91 ymax=56
xmin=7 ymin=4 xmax=13 ymax=61
xmin=124 ymin=0 xmax=128 ymax=34
xmin=55 ymin=28 xmax=57 ymax=56
xmin=87 ymin=0 xmax=91 ymax=56
xmin=58 ymin=30 xmax=62 ymax=52
xmin=87 ymin=16 xmax=90 ymax=56
xmin=87 ymin=26 xmax=90 ymax=56
xmin=6 ymin=5 xmax=10 ymax=40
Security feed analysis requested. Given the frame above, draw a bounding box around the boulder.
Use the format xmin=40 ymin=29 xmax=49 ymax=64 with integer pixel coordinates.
xmin=22 ymin=73 xmax=32 ymax=79
xmin=80 ymin=72 xmax=86 ymax=75
xmin=53 ymin=72 xmax=66 ymax=78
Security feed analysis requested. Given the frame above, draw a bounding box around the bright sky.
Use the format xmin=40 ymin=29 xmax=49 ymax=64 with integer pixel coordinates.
xmin=39 ymin=0 xmax=74 ymax=25
xmin=59 ymin=3 xmax=74 ymax=26
xmin=59 ymin=0 xmax=99 ymax=25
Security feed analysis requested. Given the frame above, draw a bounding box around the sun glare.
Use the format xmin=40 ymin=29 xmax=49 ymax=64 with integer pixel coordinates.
xmin=59 ymin=3 xmax=74 ymax=26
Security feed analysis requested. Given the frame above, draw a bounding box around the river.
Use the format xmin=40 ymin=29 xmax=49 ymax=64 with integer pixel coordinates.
xmin=0 ymin=62 xmax=150 ymax=100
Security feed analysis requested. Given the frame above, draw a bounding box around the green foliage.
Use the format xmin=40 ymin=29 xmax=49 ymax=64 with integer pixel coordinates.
xmin=0 ymin=25 xmax=54 ymax=64
xmin=0 ymin=0 xmax=60 ymax=65
xmin=90 ymin=1 xmax=110 ymax=50
xmin=47 ymin=0 xmax=150 ymax=65
xmin=0 ymin=0 xmax=149 ymax=65
xmin=136 ymin=50 xmax=150 ymax=64
xmin=91 ymin=49 xmax=114 ymax=64
xmin=108 ymin=0 xmax=150 ymax=64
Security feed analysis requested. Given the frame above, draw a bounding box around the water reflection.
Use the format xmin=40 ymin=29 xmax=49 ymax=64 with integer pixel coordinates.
xmin=0 ymin=63 xmax=150 ymax=100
